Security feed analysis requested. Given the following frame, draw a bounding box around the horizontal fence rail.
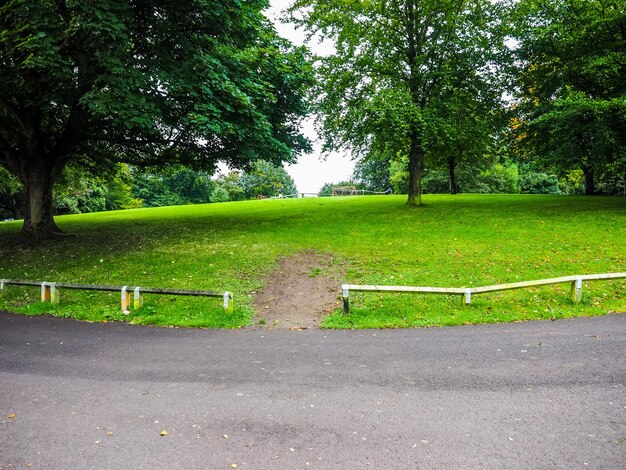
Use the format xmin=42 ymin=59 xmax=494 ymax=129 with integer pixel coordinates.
xmin=341 ymin=272 xmax=626 ymax=313
xmin=0 ymin=279 xmax=233 ymax=314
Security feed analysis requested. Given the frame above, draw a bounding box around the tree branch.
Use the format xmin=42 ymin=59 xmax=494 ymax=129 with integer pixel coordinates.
xmin=546 ymin=36 xmax=608 ymax=99
xmin=0 ymin=98 xmax=31 ymax=137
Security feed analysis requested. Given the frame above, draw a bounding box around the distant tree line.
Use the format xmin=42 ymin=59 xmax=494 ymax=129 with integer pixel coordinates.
xmin=323 ymin=153 xmax=625 ymax=197
xmin=0 ymin=161 xmax=296 ymax=220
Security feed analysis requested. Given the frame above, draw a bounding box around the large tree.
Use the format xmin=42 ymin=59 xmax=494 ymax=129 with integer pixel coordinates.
xmin=0 ymin=0 xmax=313 ymax=241
xmin=513 ymin=0 xmax=626 ymax=195
xmin=290 ymin=0 xmax=508 ymax=206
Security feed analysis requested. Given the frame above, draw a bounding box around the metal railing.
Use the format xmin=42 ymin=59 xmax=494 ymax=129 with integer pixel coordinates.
xmin=0 ymin=279 xmax=233 ymax=314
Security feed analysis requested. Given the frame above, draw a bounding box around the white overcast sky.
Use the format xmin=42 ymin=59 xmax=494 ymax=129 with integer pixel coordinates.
xmin=265 ymin=0 xmax=355 ymax=194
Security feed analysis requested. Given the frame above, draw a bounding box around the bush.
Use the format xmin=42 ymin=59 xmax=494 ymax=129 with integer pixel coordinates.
xmin=422 ymin=169 xmax=449 ymax=194
xmin=478 ymin=163 xmax=520 ymax=194
xmin=210 ymin=186 xmax=231 ymax=203
xmin=520 ymin=172 xmax=561 ymax=194
xmin=213 ymin=172 xmax=246 ymax=201
xmin=596 ymin=170 xmax=626 ymax=195
xmin=558 ymin=169 xmax=585 ymax=195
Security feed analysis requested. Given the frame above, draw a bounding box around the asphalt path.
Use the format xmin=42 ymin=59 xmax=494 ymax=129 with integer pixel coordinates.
xmin=1 ymin=311 xmax=625 ymax=469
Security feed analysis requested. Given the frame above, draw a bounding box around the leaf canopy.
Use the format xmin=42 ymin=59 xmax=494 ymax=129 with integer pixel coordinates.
xmin=0 ymin=0 xmax=314 ymax=176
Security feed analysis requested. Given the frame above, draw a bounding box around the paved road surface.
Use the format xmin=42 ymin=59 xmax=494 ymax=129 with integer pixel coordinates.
xmin=1 ymin=311 xmax=625 ymax=469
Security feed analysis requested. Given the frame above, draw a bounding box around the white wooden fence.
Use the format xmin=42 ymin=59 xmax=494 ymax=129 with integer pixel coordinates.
xmin=341 ymin=272 xmax=626 ymax=313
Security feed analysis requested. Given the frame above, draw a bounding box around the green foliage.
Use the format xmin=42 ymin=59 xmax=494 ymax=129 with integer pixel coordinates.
xmin=130 ymin=168 xmax=214 ymax=207
xmin=520 ymin=171 xmax=560 ymax=195
xmin=0 ymin=166 xmax=22 ymax=219
xmin=478 ymin=163 xmax=520 ymax=194
xmin=513 ymin=0 xmax=626 ymax=193
xmin=105 ymin=164 xmax=142 ymax=211
xmin=53 ymin=165 xmax=107 ymax=214
xmin=352 ymin=155 xmax=392 ymax=192
xmin=378 ymin=158 xmax=567 ymax=195
xmin=240 ymin=160 xmax=297 ymax=198
xmin=389 ymin=161 xmax=410 ymax=194
xmin=213 ymin=172 xmax=246 ymax=202
xmin=210 ymin=186 xmax=231 ymax=204
xmin=1 ymin=0 xmax=313 ymax=166
xmin=421 ymin=169 xmax=451 ymax=194
xmin=558 ymin=170 xmax=586 ymax=195
xmin=0 ymin=195 xmax=624 ymax=329
xmin=422 ymin=162 xmax=522 ymax=194
xmin=52 ymin=163 xmax=143 ymax=214
xmin=597 ymin=169 xmax=626 ymax=196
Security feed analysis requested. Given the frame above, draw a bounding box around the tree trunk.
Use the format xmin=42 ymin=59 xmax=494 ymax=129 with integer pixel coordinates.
xmin=582 ymin=165 xmax=595 ymax=195
xmin=19 ymin=157 xmax=64 ymax=242
xmin=407 ymin=129 xmax=424 ymax=207
xmin=448 ymin=157 xmax=458 ymax=195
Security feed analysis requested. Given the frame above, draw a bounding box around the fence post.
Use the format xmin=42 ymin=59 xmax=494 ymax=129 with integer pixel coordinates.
xmin=223 ymin=292 xmax=233 ymax=312
xmin=134 ymin=287 xmax=143 ymax=310
xmin=121 ymin=286 xmax=131 ymax=314
xmin=570 ymin=277 xmax=583 ymax=303
xmin=463 ymin=289 xmax=472 ymax=306
xmin=0 ymin=279 xmax=5 ymax=295
xmin=41 ymin=282 xmax=51 ymax=302
xmin=342 ymin=286 xmax=350 ymax=313
xmin=50 ymin=283 xmax=60 ymax=304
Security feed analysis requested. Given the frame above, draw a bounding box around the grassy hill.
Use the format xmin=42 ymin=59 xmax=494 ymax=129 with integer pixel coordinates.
xmin=0 ymin=194 xmax=624 ymax=328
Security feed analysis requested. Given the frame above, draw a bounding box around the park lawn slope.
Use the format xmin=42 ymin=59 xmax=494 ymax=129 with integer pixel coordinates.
xmin=0 ymin=194 xmax=624 ymax=328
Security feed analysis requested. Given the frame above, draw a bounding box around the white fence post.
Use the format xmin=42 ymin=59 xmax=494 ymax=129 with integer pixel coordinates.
xmin=571 ymin=277 xmax=583 ymax=303
xmin=50 ymin=283 xmax=60 ymax=304
xmin=134 ymin=287 xmax=143 ymax=310
xmin=464 ymin=289 xmax=472 ymax=306
xmin=223 ymin=292 xmax=233 ymax=312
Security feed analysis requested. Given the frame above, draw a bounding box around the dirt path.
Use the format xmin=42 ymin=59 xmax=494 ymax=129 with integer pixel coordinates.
xmin=252 ymin=252 xmax=343 ymax=329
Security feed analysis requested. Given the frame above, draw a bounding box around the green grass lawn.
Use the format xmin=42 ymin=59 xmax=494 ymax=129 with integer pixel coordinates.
xmin=0 ymin=194 xmax=624 ymax=328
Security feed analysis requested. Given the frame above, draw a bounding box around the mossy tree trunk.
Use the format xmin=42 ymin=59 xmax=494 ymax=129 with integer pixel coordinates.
xmin=16 ymin=151 xmax=66 ymax=243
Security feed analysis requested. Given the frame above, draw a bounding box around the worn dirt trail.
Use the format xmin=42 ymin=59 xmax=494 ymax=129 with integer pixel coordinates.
xmin=252 ymin=252 xmax=343 ymax=329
